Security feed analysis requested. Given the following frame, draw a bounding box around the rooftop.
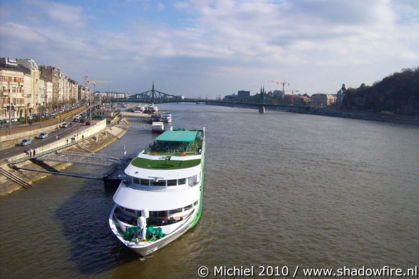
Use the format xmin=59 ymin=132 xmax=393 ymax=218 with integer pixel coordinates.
xmin=144 ymin=129 xmax=203 ymax=157
xmin=156 ymin=130 xmax=198 ymax=143
xmin=130 ymin=129 xmax=204 ymax=170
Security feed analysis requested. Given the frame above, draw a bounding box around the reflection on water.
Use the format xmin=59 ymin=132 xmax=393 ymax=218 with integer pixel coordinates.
xmin=1 ymin=104 xmax=418 ymax=279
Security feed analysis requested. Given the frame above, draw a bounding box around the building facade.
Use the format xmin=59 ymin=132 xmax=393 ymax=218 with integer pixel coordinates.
xmin=78 ymin=85 xmax=90 ymax=102
xmin=17 ymin=59 xmax=40 ymax=115
xmin=311 ymin=93 xmax=337 ymax=108
xmin=0 ymin=58 xmax=29 ymax=120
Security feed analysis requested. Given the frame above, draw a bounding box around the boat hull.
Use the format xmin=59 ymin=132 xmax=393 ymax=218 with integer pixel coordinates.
xmin=109 ymin=206 xmax=197 ymax=257
xmin=130 ymin=220 xmax=191 ymax=256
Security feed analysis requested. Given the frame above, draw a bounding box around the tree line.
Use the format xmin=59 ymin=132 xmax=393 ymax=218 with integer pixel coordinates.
xmin=342 ymin=67 xmax=419 ymax=115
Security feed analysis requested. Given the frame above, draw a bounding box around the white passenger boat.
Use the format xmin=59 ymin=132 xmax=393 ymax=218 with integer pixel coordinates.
xmin=151 ymin=122 xmax=164 ymax=133
xmin=109 ymin=129 xmax=206 ymax=256
xmin=163 ymin=113 xmax=172 ymax=123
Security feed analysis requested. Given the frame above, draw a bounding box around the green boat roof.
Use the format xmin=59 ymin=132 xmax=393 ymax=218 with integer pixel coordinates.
xmin=156 ymin=130 xmax=197 ymax=143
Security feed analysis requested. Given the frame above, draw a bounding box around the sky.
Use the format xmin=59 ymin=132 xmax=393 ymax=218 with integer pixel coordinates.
xmin=1 ymin=0 xmax=418 ymax=98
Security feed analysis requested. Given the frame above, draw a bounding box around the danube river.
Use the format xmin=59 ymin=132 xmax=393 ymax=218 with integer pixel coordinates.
xmin=1 ymin=104 xmax=418 ymax=278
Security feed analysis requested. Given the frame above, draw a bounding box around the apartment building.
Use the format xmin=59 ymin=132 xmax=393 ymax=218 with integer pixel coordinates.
xmin=1 ymin=57 xmax=84 ymax=119
xmin=78 ymin=85 xmax=90 ymax=102
xmin=311 ymin=93 xmax=337 ymax=108
xmin=0 ymin=58 xmax=29 ymax=120
xmin=17 ymin=59 xmax=39 ymax=115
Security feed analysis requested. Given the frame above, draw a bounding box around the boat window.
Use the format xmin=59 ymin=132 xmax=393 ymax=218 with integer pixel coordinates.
xmin=154 ymin=211 xmax=168 ymax=217
xmin=149 ymin=211 xmax=165 ymax=217
xmin=188 ymin=175 xmax=198 ymax=186
xmin=194 ymin=201 xmax=198 ymax=206
xmin=184 ymin=204 xmax=193 ymax=211
xmin=178 ymin=178 xmax=186 ymax=185
xmin=133 ymin=177 xmax=140 ymax=184
xmin=167 ymin=179 xmax=177 ymax=186
xmin=168 ymin=208 xmax=182 ymax=214
xmin=140 ymin=179 xmax=150 ymax=186
xmin=124 ymin=175 xmax=132 ymax=184
xmin=151 ymin=180 xmax=166 ymax=186
xmin=114 ymin=207 xmax=137 ymax=226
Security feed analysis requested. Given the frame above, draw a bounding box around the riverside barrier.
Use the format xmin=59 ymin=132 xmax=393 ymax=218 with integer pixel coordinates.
xmin=7 ymin=119 xmax=107 ymax=164
xmin=0 ymin=123 xmax=61 ymax=146
xmin=0 ymin=105 xmax=88 ymax=146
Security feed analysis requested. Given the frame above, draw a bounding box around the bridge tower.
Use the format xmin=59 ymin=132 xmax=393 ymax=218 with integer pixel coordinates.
xmin=151 ymin=82 xmax=155 ymax=104
xmin=259 ymin=86 xmax=266 ymax=114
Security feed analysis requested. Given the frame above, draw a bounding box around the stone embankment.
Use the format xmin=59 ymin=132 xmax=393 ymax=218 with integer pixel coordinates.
xmin=0 ymin=118 xmax=129 ymax=196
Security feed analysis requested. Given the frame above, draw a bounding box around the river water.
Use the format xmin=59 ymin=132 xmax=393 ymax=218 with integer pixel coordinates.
xmin=1 ymin=104 xmax=418 ymax=278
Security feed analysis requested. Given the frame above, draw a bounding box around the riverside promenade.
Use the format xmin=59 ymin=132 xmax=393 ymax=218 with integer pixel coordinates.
xmin=0 ymin=110 xmax=129 ymax=196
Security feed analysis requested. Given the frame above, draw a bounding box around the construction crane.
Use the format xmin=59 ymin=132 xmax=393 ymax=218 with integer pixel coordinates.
xmin=268 ymin=80 xmax=290 ymax=94
xmin=83 ymin=75 xmax=112 ymax=120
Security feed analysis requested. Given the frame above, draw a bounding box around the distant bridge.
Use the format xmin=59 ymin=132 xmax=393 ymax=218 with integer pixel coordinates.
xmin=108 ymin=83 xmax=310 ymax=111
xmin=128 ymin=82 xmax=183 ymax=103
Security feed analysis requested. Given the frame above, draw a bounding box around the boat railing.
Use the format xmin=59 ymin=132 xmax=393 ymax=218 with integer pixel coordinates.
xmin=144 ymin=143 xmax=202 ymax=156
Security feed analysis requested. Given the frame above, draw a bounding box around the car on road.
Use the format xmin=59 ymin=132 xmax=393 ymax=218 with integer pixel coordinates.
xmin=37 ymin=132 xmax=48 ymax=139
xmin=61 ymin=122 xmax=68 ymax=128
xmin=19 ymin=139 xmax=32 ymax=146
xmin=85 ymin=121 xmax=91 ymax=126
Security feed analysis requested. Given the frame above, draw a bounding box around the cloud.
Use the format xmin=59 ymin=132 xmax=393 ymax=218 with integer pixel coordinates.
xmin=45 ymin=2 xmax=85 ymax=28
xmin=0 ymin=22 xmax=46 ymax=43
xmin=157 ymin=2 xmax=164 ymax=11
xmin=0 ymin=0 xmax=418 ymax=96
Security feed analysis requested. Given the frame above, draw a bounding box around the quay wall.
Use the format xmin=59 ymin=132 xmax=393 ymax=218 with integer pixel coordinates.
xmin=7 ymin=120 xmax=107 ymax=164
xmin=0 ymin=119 xmax=128 ymax=196
xmin=0 ymin=105 xmax=88 ymax=150
xmin=120 ymin=111 xmax=150 ymax=118
xmin=0 ymin=123 xmax=62 ymax=150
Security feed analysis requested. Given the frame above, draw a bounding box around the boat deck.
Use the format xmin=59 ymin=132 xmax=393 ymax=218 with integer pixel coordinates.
xmin=131 ymin=157 xmax=201 ymax=170
xmin=131 ymin=129 xmax=204 ymax=170
xmin=144 ymin=139 xmax=202 ymax=156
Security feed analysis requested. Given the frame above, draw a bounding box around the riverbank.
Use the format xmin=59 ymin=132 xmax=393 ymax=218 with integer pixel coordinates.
xmin=0 ymin=118 xmax=129 ymax=196
xmin=280 ymin=107 xmax=419 ymax=126
xmin=211 ymin=102 xmax=419 ymax=126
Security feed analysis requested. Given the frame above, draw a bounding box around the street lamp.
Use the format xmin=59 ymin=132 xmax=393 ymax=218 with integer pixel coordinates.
xmin=7 ymin=79 xmax=12 ymax=135
xmin=38 ymin=103 xmax=42 ymax=128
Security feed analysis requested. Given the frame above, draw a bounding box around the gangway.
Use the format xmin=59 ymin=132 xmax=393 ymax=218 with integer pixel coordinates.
xmin=9 ymin=151 xmax=132 ymax=191
xmin=35 ymin=151 xmax=121 ymax=167
xmin=10 ymin=166 xmax=103 ymax=180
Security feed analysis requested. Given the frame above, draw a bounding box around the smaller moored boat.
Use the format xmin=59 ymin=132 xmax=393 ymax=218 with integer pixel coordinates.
xmin=145 ymin=105 xmax=158 ymax=114
xmin=135 ymin=105 xmax=145 ymax=112
xmin=152 ymin=122 xmax=164 ymax=133
xmin=163 ymin=113 xmax=172 ymax=123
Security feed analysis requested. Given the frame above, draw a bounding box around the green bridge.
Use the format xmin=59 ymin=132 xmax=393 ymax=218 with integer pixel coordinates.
xmin=105 ymin=83 xmax=310 ymax=111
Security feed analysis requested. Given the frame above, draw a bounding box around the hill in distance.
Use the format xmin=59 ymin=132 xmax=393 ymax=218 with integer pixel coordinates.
xmin=342 ymin=67 xmax=419 ymax=115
